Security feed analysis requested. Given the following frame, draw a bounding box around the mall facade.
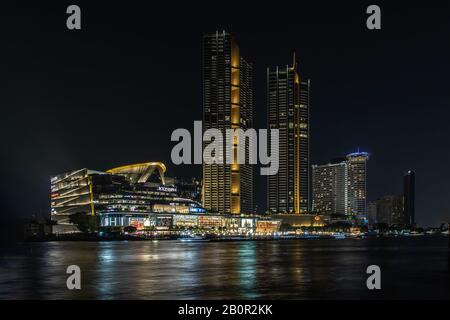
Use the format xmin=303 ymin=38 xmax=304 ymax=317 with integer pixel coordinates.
xmin=50 ymin=162 xmax=280 ymax=233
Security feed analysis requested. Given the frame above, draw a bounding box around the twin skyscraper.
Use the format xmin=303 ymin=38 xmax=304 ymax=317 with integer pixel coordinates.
xmin=202 ymin=31 xmax=310 ymax=215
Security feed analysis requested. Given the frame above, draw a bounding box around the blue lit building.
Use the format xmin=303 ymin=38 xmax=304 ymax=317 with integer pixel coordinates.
xmin=312 ymin=151 xmax=370 ymax=224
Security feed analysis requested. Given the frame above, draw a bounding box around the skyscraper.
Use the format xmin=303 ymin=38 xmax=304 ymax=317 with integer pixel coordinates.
xmin=267 ymin=54 xmax=310 ymax=214
xmin=202 ymin=31 xmax=253 ymax=214
xmin=346 ymin=151 xmax=370 ymax=217
xmin=300 ymin=80 xmax=311 ymax=212
xmin=312 ymin=151 xmax=369 ymax=220
xmin=404 ymin=170 xmax=415 ymax=226
xmin=312 ymin=162 xmax=347 ymax=215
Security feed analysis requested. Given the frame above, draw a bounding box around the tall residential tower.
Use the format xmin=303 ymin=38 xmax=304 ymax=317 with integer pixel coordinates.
xmin=267 ymin=55 xmax=310 ymax=214
xmin=312 ymin=161 xmax=347 ymax=215
xmin=202 ymin=31 xmax=253 ymax=214
xmin=312 ymin=151 xmax=369 ymax=220
xmin=346 ymin=151 xmax=370 ymax=217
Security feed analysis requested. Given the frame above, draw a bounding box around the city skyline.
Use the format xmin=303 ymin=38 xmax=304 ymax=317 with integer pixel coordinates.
xmin=1 ymin=2 xmax=450 ymax=227
xmin=1 ymin=1 xmax=450 ymax=304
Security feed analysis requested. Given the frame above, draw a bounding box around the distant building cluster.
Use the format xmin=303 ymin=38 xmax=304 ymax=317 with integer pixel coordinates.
xmin=367 ymin=171 xmax=415 ymax=227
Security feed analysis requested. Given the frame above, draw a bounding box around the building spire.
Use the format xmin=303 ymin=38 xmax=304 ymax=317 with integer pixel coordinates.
xmin=293 ymin=52 xmax=297 ymax=70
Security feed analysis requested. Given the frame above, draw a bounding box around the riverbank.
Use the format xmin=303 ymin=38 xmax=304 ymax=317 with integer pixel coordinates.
xmin=25 ymin=232 xmax=449 ymax=242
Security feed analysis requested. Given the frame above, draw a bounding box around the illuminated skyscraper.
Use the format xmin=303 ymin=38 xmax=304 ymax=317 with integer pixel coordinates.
xmin=267 ymin=55 xmax=310 ymax=214
xmin=312 ymin=152 xmax=369 ymax=219
xmin=312 ymin=162 xmax=347 ymax=215
xmin=346 ymin=151 xmax=370 ymax=217
xmin=202 ymin=31 xmax=253 ymax=214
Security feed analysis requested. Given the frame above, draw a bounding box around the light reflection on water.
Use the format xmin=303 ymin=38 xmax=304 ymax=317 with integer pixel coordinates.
xmin=0 ymin=237 xmax=449 ymax=299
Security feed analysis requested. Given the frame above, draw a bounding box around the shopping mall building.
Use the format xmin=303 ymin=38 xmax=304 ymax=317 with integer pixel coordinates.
xmin=50 ymin=162 xmax=280 ymax=233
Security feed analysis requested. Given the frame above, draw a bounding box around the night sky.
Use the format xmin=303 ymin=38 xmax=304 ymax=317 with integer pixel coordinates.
xmin=1 ymin=1 xmax=449 ymax=226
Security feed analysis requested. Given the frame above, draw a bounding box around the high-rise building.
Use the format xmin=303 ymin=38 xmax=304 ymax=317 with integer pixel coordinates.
xmin=312 ymin=151 xmax=369 ymax=220
xmin=312 ymin=162 xmax=347 ymax=215
xmin=375 ymin=195 xmax=405 ymax=226
xmin=346 ymin=152 xmax=370 ymax=217
xmin=202 ymin=31 xmax=253 ymax=214
xmin=267 ymin=54 xmax=310 ymax=214
xmin=300 ymin=80 xmax=311 ymax=212
xmin=404 ymin=170 xmax=415 ymax=226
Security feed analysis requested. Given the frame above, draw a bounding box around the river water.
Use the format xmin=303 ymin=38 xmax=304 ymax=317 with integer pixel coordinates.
xmin=0 ymin=237 xmax=449 ymax=299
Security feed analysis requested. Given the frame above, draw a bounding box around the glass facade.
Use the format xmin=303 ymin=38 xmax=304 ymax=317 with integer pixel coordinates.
xmin=51 ymin=163 xmax=206 ymax=227
xmin=312 ymin=152 xmax=369 ymax=219
xmin=202 ymin=31 xmax=253 ymax=214
xmin=312 ymin=162 xmax=347 ymax=215
xmin=267 ymin=55 xmax=310 ymax=214
xmin=51 ymin=163 xmax=279 ymax=232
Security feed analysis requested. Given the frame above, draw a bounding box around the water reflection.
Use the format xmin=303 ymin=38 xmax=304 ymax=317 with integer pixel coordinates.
xmin=237 ymin=242 xmax=257 ymax=298
xmin=0 ymin=237 xmax=449 ymax=299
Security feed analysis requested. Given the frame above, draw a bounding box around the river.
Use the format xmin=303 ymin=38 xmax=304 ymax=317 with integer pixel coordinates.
xmin=0 ymin=237 xmax=449 ymax=299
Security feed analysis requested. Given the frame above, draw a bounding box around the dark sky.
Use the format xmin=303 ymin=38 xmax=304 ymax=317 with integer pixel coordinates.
xmin=1 ymin=1 xmax=449 ymax=226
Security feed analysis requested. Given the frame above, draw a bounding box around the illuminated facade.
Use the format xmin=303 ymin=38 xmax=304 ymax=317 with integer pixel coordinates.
xmin=255 ymin=220 xmax=282 ymax=234
xmin=312 ymin=152 xmax=369 ymax=219
xmin=346 ymin=152 xmax=369 ymax=217
xmin=51 ymin=162 xmax=206 ymax=227
xmin=270 ymin=214 xmax=326 ymax=227
xmin=267 ymin=54 xmax=310 ymax=214
xmin=312 ymin=162 xmax=347 ymax=215
xmin=51 ymin=162 xmax=280 ymax=233
xmin=106 ymin=162 xmax=166 ymax=185
xmin=51 ymin=168 xmax=105 ymax=218
xmin=99 ymin=212 xmax=280 ymax=233
xmin=202 ymin=31 xmax=253 ymax=214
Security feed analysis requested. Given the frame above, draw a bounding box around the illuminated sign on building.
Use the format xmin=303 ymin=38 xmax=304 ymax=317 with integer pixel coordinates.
xmin=157 ymin=186 xmax=177 ymax=193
